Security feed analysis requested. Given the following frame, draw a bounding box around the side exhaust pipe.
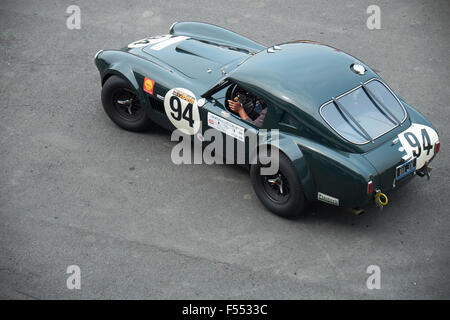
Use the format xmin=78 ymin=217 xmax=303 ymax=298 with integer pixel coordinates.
xmin=348 ymin=207 xmax=365 ymax=215
xmin=417 ymin=161 xmax=433 ymax=180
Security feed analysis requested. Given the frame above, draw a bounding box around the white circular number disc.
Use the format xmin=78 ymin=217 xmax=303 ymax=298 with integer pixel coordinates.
xmin=164 ymin=88 xmax=200 ymax=135
xmin=398 ymin=123 xmax=438 ymax=169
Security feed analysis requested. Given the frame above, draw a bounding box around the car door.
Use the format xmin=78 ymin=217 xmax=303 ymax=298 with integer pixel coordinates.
xmin=198 ymin=85 xmax=261 ymax=165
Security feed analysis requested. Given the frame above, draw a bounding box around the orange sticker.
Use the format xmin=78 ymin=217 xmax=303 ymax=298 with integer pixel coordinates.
xmin=143 ymin=77 xmax=155 ymax=95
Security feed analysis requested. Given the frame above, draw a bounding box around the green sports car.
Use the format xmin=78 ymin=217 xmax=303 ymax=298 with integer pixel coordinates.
xmin=94 ymin=21 xmax=440 ymax=217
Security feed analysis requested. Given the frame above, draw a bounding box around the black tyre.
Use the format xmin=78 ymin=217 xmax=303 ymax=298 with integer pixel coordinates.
xmin=250 ymin=152 xmax=307 ymax=218
xmin=101 ymin=76 xmax=151 ymax=132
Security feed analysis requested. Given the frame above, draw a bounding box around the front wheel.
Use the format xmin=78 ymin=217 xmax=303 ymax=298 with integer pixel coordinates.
xmin=101 ymin=75 xmax=152 ymax=132
xmin=250 ymin=152 xmax=307 ymax=218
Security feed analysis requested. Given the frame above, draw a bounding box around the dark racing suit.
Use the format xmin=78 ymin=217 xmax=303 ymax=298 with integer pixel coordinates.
xmin=235 ymin=93 xmax=267 ymax=128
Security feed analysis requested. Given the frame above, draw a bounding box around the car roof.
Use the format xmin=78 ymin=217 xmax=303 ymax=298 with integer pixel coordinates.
xmin=227 ymin=42 xmax=379 ymax=115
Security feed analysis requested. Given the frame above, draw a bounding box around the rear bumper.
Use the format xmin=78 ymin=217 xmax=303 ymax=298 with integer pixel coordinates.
xmin=346 ymin=169 xmax=416 ymax=209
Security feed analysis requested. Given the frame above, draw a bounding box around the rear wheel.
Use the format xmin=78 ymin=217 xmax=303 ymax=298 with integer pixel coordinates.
xmin=250 ymin=152 xmax=307 ymax=218
xmin=101 ymin=76 xmax=151 ymax=132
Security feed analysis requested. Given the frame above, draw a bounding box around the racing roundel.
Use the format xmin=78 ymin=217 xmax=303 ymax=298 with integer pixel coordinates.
xmin=397 ymin=123 xmax=439 ymax=169
xmin=143 ymin=77 xmax=155 ymax=95
xmin=164 ymin=88 xmax=200 ymax=135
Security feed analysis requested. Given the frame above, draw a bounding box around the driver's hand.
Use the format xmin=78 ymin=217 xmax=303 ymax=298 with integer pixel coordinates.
xmin=228 ymin=100 xmax=249 ymax=120
xmin=228 ymin=100 xmax=243 ymax=113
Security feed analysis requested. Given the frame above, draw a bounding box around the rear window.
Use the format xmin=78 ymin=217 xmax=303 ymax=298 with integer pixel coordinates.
xmin=320 ymin=79 xmax=406 ymax=144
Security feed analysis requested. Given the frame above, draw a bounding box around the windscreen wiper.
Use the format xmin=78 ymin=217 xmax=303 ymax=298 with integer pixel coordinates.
xmin=332 ymin=97 xmax=372 ymax=142
xmin=361 ymin=83 xmax=400 ymax=125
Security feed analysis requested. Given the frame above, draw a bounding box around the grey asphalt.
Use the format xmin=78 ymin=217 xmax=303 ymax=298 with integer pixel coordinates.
xmin=1 ymin=0 xmax=449 ymax=299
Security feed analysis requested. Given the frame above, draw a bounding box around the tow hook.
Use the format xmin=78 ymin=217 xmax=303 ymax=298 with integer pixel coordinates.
xmin=416 ymin=161 xmax=432 ymax=180
xmin=375 ymin=190 xmax=388 ymax=210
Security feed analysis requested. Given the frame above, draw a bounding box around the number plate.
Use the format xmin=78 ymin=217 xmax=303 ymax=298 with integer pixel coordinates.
xmin=396 ymin=158 xmax=416 ymax=180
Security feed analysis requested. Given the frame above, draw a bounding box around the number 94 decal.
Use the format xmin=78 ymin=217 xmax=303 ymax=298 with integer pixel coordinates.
xmin=164 ymin=88 xmax=201 ymax=135
xmin=398 ymin=123 xmax=439 ymax=169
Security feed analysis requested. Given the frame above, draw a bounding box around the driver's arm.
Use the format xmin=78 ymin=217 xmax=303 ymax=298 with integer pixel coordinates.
xmin=228 ymin=100 xmax=267 ymax=128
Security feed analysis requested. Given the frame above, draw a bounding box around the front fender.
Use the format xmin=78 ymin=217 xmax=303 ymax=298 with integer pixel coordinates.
xmin=95 ymin=50 xmax=149 ymax=112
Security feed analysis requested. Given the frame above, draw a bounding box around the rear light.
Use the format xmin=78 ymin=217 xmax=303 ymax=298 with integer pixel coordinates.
xmin=435 ymin=141 xmax=440 ymax=154
xmin=367 ymin=180 xmax=373 ymax=195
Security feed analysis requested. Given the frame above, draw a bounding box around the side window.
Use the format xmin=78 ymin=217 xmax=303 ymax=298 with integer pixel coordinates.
xmin=270 ymin=104 xmax=285 ymax=122
xmin=276 ymin=109 xmax=306 ymax=135
xmin=280 ymin=112 xmax=300 ymax=128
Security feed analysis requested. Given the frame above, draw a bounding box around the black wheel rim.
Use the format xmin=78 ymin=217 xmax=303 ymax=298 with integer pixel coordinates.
xmin=260 ymin=169 xmax=290 ymax=204
xmin=111 ymin=88 xmax=144 ymax=122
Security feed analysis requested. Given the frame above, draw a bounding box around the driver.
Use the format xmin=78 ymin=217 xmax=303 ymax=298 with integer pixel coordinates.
xmin=227 ymin=90 xmax=267 ymax=128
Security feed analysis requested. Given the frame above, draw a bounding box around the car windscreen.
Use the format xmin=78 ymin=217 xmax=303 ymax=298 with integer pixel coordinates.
xmin=320 ymin=79 xmax=406 ymax=144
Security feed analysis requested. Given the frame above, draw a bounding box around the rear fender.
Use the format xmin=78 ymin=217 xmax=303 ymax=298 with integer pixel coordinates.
xmin=277 ymin=135 xmax=316 ymax=201
xmin=250 ymin=134 xmax=316 ymax=201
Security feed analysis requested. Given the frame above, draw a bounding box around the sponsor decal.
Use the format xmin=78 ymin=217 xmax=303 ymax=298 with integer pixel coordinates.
xmin=317 ymin=192 xmax=339 ymax=206
xmin=207 ymin=112 xmax=245 ymax=142
xmin=143 ymin=77 xmax=155 ymax=95
xmin=172 ymin=89 xmax=195 ymax=104
xmin=221 ymin=110 xmax=230 ymax=118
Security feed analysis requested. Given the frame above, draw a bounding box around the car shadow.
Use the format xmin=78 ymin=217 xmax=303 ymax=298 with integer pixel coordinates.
xmin=139 ymin=124 xmax=417 ymax=231
xmin=289 ymin=181 xmax=419 ymax=232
